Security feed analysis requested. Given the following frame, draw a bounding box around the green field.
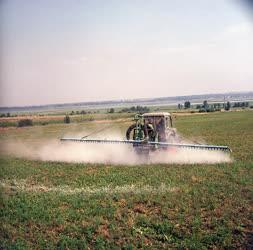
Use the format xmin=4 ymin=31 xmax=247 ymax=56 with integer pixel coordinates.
xmin=0 ymin=111 xmax=253 ymax=249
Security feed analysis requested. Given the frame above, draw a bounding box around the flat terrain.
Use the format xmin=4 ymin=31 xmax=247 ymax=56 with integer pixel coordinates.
xmin=0 ymin=111 xmax=252 ymax=249
xmin=0 ymin=113 xmax=134 ymax=128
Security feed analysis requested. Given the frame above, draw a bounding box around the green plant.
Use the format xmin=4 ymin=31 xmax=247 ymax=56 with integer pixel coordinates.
xmin=225 ymin=101 xmax=231 ymax=111
xmin=17 ymin=119 xmax=33 ymax=127
xmin=108 ymin=108 xmax=115 ymax=113
xmin=64 ymin=115 xmax=71 ymax=124
xmin=184 ymin=101 xmax=191 ymax=109
xmin=0 ymin=111 xmax=253 ymax=249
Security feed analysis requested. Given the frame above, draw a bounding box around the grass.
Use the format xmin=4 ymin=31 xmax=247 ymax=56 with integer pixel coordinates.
xmin=1 ymin=107 xmax=252 ymax=128
xmin=0 ymin=112 xmax=134 ymax=127
xmin=0 ymin=110 xmax=252 ymax=249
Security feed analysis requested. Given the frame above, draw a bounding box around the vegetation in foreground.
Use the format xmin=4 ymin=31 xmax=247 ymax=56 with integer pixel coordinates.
xmin=0 ymin=111 xmax=252 ymax=249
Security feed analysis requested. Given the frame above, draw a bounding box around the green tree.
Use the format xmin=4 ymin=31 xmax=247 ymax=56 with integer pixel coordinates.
xmin=203 ymin=100 xmax=209 ymax=110
xmin=225 ymin=101 xmax=231 ymax=111
xmin=184 ymin=101 xmax=191 ymax=109
xmin=108 ymin=108 xmax=115 ymax=113
xmin=64 ymin=115 xmax=71 ymax=123
xmin=178 ymin=104 xmax=183 ymax=109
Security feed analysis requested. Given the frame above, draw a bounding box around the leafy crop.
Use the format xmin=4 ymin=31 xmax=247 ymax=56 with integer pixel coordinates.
xmin=0 ymin=111 xmax=252 ymax=249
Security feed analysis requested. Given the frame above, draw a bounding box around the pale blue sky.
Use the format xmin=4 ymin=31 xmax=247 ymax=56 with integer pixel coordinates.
xmin=1 ymin=0 xmax=253 ymax=106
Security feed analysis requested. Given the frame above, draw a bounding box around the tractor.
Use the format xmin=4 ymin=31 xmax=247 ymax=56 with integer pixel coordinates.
xmin=61 ymin=112 xmax=231 ymax=154
xmin=126 ymin=112 xmax=176 ymax=142
xmin=125 ymin=112 xmax=178 ymax=155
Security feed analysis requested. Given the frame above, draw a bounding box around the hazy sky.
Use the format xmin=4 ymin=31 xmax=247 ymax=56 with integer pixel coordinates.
xmin=1 ymin=0 xmax=253 ymax=106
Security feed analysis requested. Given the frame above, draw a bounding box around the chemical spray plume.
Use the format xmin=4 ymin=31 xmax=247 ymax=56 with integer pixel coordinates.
xmin=0 ymin=138 xmax=231 ymax=165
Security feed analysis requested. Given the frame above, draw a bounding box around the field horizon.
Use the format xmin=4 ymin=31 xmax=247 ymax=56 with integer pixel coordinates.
xmin=1 ymin=90 xmax=253 ymax=114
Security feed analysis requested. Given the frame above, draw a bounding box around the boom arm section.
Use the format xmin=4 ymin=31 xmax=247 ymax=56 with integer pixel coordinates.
xmin=60 ymin=137 xmax=231 ymax=152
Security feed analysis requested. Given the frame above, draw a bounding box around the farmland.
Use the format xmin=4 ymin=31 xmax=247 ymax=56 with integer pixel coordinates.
xmin=0 ymin=110 xmax=253 ymax=249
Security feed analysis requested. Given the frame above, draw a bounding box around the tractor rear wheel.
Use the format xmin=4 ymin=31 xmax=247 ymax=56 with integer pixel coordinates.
xmin=126 ymin=124 xmax=148 ymax=140
xmin=126 ymin=124 xmax=136 ymax=140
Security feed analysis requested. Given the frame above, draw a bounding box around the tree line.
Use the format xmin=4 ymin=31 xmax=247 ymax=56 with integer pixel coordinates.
xmin=178 ymin=100 xmax=251 ymax=112
xmin=119 ymin=106 xmax=150 ymax=113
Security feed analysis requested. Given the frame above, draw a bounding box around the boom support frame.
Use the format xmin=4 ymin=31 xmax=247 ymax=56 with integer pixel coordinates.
xmin=60 ymin=137 xmax=231 ymax=152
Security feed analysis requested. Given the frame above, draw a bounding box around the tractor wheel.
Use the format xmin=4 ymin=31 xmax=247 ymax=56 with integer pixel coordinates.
xmin=126 ymin=124 xmax=148 ymax=140
xmin=126 ymin=124 xmax=136 ymax=140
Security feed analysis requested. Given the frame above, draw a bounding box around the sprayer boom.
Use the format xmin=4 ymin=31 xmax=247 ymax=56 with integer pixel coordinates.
xmin=60 ymin=137 xmax=231 ymax=152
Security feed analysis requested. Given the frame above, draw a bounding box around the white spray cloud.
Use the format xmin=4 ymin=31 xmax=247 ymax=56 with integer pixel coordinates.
xmin=0 ymin=136 xmax=231 ymax=165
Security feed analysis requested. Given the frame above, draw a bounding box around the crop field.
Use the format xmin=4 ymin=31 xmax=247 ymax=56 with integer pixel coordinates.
xmin=0 ymin=111 xmax=252 ymax=249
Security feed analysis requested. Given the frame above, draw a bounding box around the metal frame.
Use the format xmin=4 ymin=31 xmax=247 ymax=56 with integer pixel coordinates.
xmin=60 ymin=137 xmax=231 ymax=152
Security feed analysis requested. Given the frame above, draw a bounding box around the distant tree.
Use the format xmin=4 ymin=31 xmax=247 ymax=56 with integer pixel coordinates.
xmin=64 ymin=115 xmax=71 ymax=123
xmin=136 ymin=106 xmax=149 ymax=113
xmin=120 ymin=106 xmax=149 ymax=113
xmin=236 ymin=102 xmax=249 ymax=108
xmin=196 ymin=104 xmax=201 ymax=109
xmin=108 ymin=108 xmax=115 ymax=113
xmin=184 ymin=101 xmax=191 ymax=109
xmin=80 ymin=110 xmax=87 ymax=114
xmin=207 ymin=105 xmax=215 ymax=112
xmin=178 ymin=104 xmax=183 ymax=109
xmin=214 ymin=104 xmax=221 ymax=111
xmin=199 ymin=108 xmax=206 ymax=113
xmin=70 ymin=111 xmax=75 ymax=115
xmin=120 ymin=108 xmax=128 ymax=113
xmin=203 ymin=100 xmax=209 ymax=110
xmin=225 ymin=101 xmax=231 ymax=111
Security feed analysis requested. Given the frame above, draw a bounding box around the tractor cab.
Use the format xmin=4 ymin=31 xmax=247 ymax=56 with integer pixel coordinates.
xmin=142 ymin=112 xmax=173 ymax=142
xmin=125 ymin=112 xmax=176 ymax=143
xmin=142 ymin=112 xmax=172 ymax=130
